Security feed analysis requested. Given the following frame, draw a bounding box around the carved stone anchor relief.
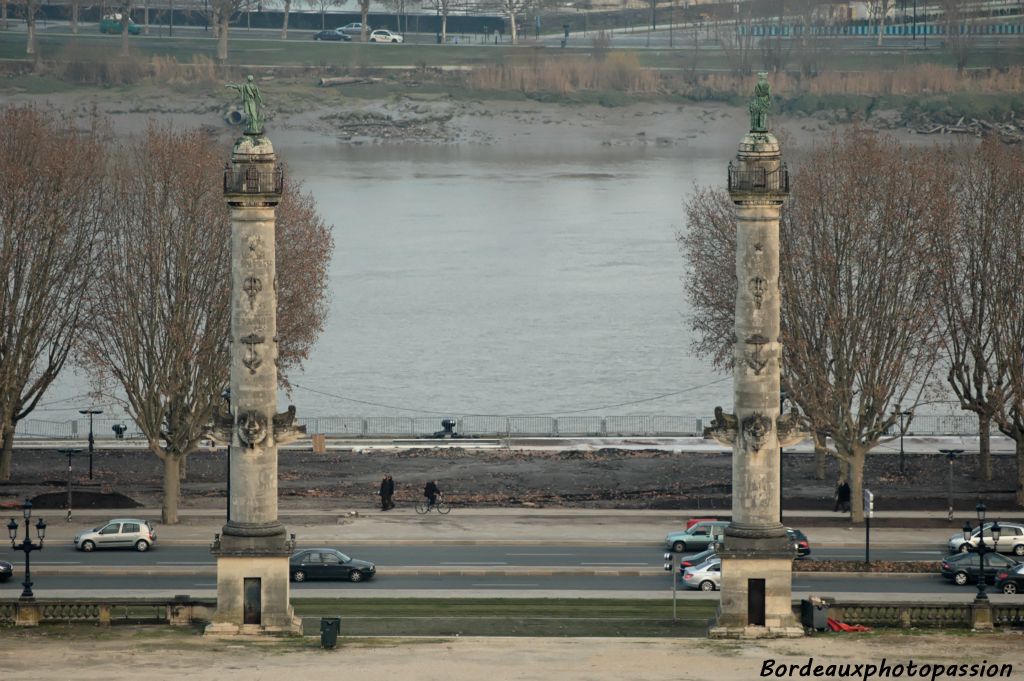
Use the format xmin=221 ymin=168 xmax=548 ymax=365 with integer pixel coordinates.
xmin=241 ymin=333 xmax=265 ymax=374
xmin=748 ymin=276 xmax=766 ymax=309
xmin=245 ymin=234 xmax=267 ymax=268
xmin=242 ymin=276 xmax=262 ymax=309
xmin=742 ymin=413 xmax=772 ymax=452
xmin=744 ymin=334 xmax=769 ymax=375
xmin=237 ymin=410 xmax=268 ymax=448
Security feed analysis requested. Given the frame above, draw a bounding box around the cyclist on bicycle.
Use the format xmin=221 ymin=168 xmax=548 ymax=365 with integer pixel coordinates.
xmin=423 ymin=480 xmax=440 ymax=509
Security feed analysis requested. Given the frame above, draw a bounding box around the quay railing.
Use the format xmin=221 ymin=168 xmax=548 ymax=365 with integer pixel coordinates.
xmin=13 ymin=413 xmax=992 ymax=441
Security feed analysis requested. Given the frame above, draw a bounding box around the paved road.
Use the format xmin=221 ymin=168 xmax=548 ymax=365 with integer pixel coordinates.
xmin=0 ymin=543 xmax=955 ymax=571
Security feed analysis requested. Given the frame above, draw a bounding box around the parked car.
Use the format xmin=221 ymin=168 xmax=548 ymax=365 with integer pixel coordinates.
xmin=994 ymin=563 xmax=1024 ymax=595
xmin=0 ymin=560 xmax=12 ymax=582
xmin=100 ymin=14 xmax=141 ymax=35
xmin=369 ymin=29 xmax=403 ymax=43
xmin=947 ymin=522 xmax=1024 ymax=556
xmin=74 ymin=518 xmax=157 ymax=552
xmin=681 ymin=557 xmax=721 ymax=591
xmin=312 ymin=28 xmax=352 ymax=41
xmin=665 ymin=521 xmax=728 ymax=553
xmin=788 ymin=528 xmax=811 ymax=558
xmin=289 ymin=548 xmax=376 ymax=583
xmin=939 ymin=551 xmax=1020 ymax=585
xmin=338 ymin=22 xmax=365 ymax=36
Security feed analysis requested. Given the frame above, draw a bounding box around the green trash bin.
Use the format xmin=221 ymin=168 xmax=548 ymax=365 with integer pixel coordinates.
xmin=320 ymin=616 xmax=341 ymax=648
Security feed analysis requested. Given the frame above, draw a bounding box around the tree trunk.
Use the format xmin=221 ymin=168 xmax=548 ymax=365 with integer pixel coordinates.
xmin=71 ymin=1 xmax=79 ymax=34
xmin=509 ymin=10 xmax=518 ymax=44
xmin=162 ymin=455 xmax=181 ymax=524
xmin=2 ymin=0 xmax=7 ymax=31
xmin=1016 ymin=436 xmax=1024 ymax=508
xmin=978 ymin=412 xmax=992 ymax=482
xmin=442 ymin=13 xmax=447 ymax=42
xmin=144 ymin=0 xmax=149 ymax=35
xmin=847 ymin=446 xmax=866 ymax=523
xmin=360 ymin=3 xmax=369 ymax=42
xmin=121 ymin=21 xmax=130 ymax=56
xmin=813 ymin=429 xmax=826 ymax=480
xmin=0 ymin=425 xmax=13 ymax=481
xmin=26 ymin=12 xmax=36 ymax=55
xmin=320 ymin=9 xmax=325 ymax=30
xmin=218 ymin=16 xmax=229 ymax=61
xmin=280 ymin=0 xmax=290 ymax=39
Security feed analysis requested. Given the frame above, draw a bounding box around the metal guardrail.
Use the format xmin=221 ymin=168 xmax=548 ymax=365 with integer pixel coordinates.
xmin=12 ymin=413 xmax=992 ymax=440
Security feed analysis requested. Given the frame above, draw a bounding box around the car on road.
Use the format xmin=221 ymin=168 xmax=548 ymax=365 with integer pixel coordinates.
xmin=678 ymin=547 xmax=717 ymax=573
xmin=665 ymin=520 xmax=728 ymax=553
xmin=338 ymin=22 xmax=365 ymax=36
xmin=788 ymin=528 xmax=811 ymax=558
xmin=994 ymin=563 xmax=1024 ymax=594
xmin=369 ymin=29 xmax=403 ymax=43
xmin=939 ymin=551 xmax=1020 ymax=585
xmin=312 ymin=28 xmax=352 ymax=41
xmin=681 ymin=557 xmax=721 ymax=591
xmin=947 ymin=522 xmax=1024 ymax=556
xmin=100 ymin=14 xmax=141 ymax=35
xmin=289 ymin=548 xmax=376 ymax=583
xmin=74 ymin=518 xmax=157 ymax=552
xmin=0 ymin=560 xmax=12 ymax=582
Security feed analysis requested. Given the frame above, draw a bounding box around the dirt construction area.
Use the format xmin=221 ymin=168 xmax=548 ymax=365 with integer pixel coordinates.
xmin=2 ymin=442 xmax=1019 ymax=516
xmin=1 ymin=628 xmax=1022 ymax=681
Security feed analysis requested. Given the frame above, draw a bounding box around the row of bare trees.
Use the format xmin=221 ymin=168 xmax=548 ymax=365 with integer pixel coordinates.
xmin=680 ymin=130 xmax=1024 ymax=521
xmin=0 ymin=108 xmax=334 ymax=524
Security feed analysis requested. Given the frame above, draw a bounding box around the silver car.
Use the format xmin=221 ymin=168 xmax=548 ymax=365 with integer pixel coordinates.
xmin=74 ymin=518 xmax=157 ymax=552
xmin=948 ymin=522 xmax=1024 ymax=556
xmin=681 ymin=557 xmax=721 ymax=591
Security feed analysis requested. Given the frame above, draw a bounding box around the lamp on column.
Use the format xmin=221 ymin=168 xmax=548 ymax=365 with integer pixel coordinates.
xmin=7 ymin=499 xmax=47 ymax=599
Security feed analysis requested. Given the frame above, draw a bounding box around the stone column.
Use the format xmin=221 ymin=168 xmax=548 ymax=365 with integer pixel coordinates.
xmin=709 ymin=73 xmax=805 ymax=638
xmin=207 ymin=128 xmax=303 ymax=635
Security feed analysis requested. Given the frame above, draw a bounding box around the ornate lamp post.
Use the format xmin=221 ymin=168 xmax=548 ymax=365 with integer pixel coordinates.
xmin=962 ymin=502 xmax=1000 ymax=602
xmin=79 ymin=408 xmax=103 ymax=480
xmin=940 ymin=448 xmax=963 ymax=521
xmin=7 ymin=500 xmax=47 ymax=599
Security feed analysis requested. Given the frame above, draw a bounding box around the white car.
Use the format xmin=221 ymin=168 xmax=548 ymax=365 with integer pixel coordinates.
xmin=681 ymin=557 xmax=721 ymax=591
xmin=947 ymin=522 xmax=1024 ymax=556
xmin=338 ymin=22 xmax=365 ymax=36
xmin=369 ymin=29 xmax=403 ymax=43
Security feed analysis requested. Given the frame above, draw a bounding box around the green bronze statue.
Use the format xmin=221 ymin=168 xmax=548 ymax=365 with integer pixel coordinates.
xmin=749 ymin=72 xmax=771 ymax=133
xmin=226 ymin=75 xmax=264 ymax=135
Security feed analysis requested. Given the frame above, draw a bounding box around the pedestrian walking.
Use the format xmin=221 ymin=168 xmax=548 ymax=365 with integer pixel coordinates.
xmin=379 ymin=473 xmax=395 ymax=511
xmin=834 ymin=479 xmax=851 ymax=513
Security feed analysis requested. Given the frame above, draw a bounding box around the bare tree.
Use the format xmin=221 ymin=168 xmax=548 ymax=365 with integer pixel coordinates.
xmin=0 ymin=107 xmax=106 ymax=480
xmin=939 ymin=0 xmax=973 ymax=73
xmin=309 ymin=0 xmax=341 ymax=30
xmin=680 ymin=130 xmax=948 ymax=522
xmin=208 ymin=0 xmax=256 ymax=61
xmin=493 ymin=0 xmax=532 ymax=44
xmin=358 ymin=0 xmax=370 ymax=41
xmin=21 ymin=0 xmax=39 ymax=55
xmin=718 ymin=6 xmax=756 ymax=75
xmin=69 ymin=0 xmax=82 ymax=34
xmin=935 ymin=139 xmax=1018 ymax=483
xmin=119 ymin=1 xmax=135 ymax=56
xmin=380 ymin=0 xmax=407 ymax=34
xmin=423 ymin=0 xmax=453 ymax=42
xmin=869 ymin=0 xmax=894 ymax=45
xmin=80 ymin=126 xmax=334 ymax=524
xmin=277 ymin=0 xmax=294 ymax=38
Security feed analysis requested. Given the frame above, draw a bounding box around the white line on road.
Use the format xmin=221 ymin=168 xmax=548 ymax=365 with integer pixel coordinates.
xmin=33 ymin=561 xmax=82 ymax=565
xmin=579 ymin=562 xmax=650 ymax=566
xmin=470 ymin=583 xmax=539 ymax=587
xmin=440 ymin=562 xmax=509 ymax=565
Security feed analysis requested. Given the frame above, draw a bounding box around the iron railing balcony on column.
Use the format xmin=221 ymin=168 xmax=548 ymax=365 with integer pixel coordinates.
xmin=223 ymin=163 xmax=285 ymax=196
xmin=728 ymin=162 xmax=790 ymax=194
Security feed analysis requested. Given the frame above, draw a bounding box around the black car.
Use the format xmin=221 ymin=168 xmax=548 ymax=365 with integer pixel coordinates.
xmin=994 ymin=563 xmax=1024 ymax=594
xmin=312 ymin=29 xmax=351 ymax=41
xmin=289 ymin=548 xmax=376 ymax=583
xmin=940 ymin=551 xmax=1020 ymax=585
xmin=0 ymin=560 xmax=12 ymax=582
xmin=788 ymin=528 xmax=812 ymax=558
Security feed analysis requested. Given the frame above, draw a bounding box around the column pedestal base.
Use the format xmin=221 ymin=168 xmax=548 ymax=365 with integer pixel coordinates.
xmin=206 ymin=548 xmax=300 ymax=636
xmin=710 ymin=545 xmax=803 ymax=639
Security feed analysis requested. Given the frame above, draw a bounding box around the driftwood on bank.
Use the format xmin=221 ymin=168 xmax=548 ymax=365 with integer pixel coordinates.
xmin=319 ymin=76 xmax=382 ymax=87
xmin=913 ymin=115 xmax=1023 ymax=144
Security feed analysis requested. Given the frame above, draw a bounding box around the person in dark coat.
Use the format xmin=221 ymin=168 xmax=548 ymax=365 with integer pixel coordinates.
xmin=423 ymin=480 xmax=440 ymax=508
xmin=834 ymin=479 xmax=851 ymax=513
xmin=379 ymin=473 xmax=395 ymax=510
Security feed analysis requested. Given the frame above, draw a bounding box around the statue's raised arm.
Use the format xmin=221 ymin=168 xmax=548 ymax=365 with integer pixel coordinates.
xmin=225 ymin=75 xmax=264 ymax=135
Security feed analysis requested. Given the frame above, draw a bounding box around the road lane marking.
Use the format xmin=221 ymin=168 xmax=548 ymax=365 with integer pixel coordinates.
xmin=580 ymin=562 xmax=649 ymax=566
xmin=470 ymin=583 xmax=539 ymax=587
xmin=33 ymin=561 xmax=82 ymax=565
xmin=440 ymin=562 xmax=509 ymax=565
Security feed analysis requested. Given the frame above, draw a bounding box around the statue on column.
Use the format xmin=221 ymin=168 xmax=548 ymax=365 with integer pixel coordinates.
xmin=749 ymin=72 xmax=771 ymax=133
xmin=226 ymin=75 xmax=264 ymax=135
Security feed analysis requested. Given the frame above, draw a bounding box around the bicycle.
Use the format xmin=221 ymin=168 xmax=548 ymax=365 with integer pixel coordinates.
xmin=415 ymin=494 xmax=451 ymax=515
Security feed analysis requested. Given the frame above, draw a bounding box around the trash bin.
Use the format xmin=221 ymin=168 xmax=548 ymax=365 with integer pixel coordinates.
xmin=800 ymin=598 xmax=829 ymax=631
xmin=320 ymin=616 xmax=341 ymax=648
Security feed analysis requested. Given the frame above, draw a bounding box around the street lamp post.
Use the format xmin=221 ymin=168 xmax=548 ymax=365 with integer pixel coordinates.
xmin=7 ymin=500 xmax=47 ymax=599
xmin=58 ymin=448 xmax=82 ymax=523
xmin=663 ymin=552 xmax=678 ymax=621
xmin=963 ymin=503 xmax=1001 ymax=602
xmin=79 ymin=408 xmax=103 ymax=480
xmin=896 ymin=406 xmax=912 ymax=474
xmin=940 ymin=449 xmax=963 ymax=521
